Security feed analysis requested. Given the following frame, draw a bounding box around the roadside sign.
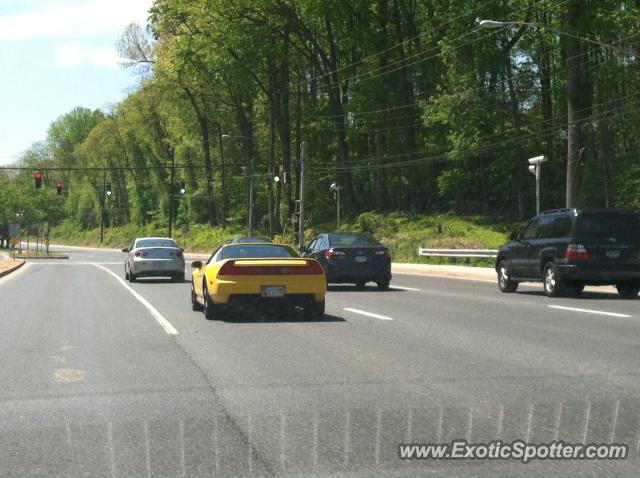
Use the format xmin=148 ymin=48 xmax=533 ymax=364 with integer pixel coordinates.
xmin=28 ymin=226 xmax=38 ymax=236
xmin=9 ymin=223 xmax=19 ymax=236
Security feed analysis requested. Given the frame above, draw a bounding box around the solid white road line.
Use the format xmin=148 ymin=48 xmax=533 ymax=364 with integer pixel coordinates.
xmin=548 ymin=305 xmax=631 ymax=318
xmin=344 ymin=308 xmax=393 ymax=321
xmin=94 ymin=264 xmax=179 ymax=335
xmin=389 ymin=285 xmax=421 ymax=291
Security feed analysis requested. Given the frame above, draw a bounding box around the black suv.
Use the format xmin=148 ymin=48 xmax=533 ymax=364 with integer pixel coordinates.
xmin=496 ymin=209 xmax=640 ymax=298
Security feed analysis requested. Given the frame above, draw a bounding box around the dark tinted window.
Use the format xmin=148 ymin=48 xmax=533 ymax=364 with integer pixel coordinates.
xmin=575 ymin=214 xmax=639 ymax=240
xmin=536 ymin=216 xmax=554 ymax=239
xmin=232 ymin=236 xmax=272 ymax=243
xmin=521 ymin=220 xmax=538 ymax=240
xmin=221 ymin=244 xmax=298 ymax=259
xmin=551 ymin=215 xmax=572 ymax=237
xmin=136 ymin=239 xmax=177 ymax=248
xmin=328 ymin=233 xmax=380 ymax=246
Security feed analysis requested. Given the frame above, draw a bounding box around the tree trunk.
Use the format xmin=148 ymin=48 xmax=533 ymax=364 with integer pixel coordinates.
xmin=565 ymin=0 xmax=582 ymax=208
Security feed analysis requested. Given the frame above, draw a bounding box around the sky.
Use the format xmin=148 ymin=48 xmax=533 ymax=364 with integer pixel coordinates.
xmin=0 ymin=0 xmax=153 ymax=165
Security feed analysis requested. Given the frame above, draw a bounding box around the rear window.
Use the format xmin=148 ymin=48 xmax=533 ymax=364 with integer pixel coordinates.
xmin=135 ymin=239 xmax=177 ymax=248
xmin=575 ymin=214 xmax=639 ymax=240
xmin=221 ymin=244 xmax=298 ymax=259
xmin=328 ymin=234 xmax=381 ymax=247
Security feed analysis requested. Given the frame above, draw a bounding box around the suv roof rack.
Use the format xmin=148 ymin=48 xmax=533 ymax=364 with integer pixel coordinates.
xmin=541 ymin=208 xmax=574 ymax=215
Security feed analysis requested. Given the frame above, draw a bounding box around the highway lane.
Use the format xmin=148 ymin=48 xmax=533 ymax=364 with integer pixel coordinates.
xmin=1 ymin=245 xmax=639 ymax=477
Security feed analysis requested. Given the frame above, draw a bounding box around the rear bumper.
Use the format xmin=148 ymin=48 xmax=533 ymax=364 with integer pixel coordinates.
xmin=210 ymin=275 xmax=326 ymax=304
xmin=131 ymin=259 xmax=185 ymax=276
xmin=324 ymin=263 xmax=391 ymax=283
xmin=556 ymin=263 xmax=640 ymax=284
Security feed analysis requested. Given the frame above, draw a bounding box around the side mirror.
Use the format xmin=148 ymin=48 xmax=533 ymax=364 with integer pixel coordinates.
xmin=191 ymin=260 xmax=203 ymax=268
xmin=509 ymin=232 xmax=519 ymax=241
xmin=122 ymin=248 xmax=129 ymax=253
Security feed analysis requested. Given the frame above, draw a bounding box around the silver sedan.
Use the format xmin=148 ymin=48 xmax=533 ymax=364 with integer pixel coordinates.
xmin=123 ymin=237 xmax=185 ymax=283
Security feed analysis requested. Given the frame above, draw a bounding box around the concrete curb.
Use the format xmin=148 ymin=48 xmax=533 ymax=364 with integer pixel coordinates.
xmin=0 ymin=259 xmax=26 ymax=279
xmin=15 ymin=255 xmax=70 ymax=260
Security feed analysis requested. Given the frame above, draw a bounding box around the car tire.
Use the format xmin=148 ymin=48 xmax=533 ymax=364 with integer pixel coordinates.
xmin=543 ymin=262 xmax=565 ymax=297
xmin=176 ymin=272 xmax=185 ymax=283
xmin=565 ymin=281 xmax=585 ymax=298
xmin=616 ymin=281 xmax=640 ymax=299
xmin=125 ymin=267 xmax=130 ymax=281
xmin=497 ymin=260 xmax=518 ymax=293
xmin=376 ymin=279 xmax=390 ymax=291
xmin=306 ymin=300 xmax=325 ymax=321
xmin=128 ymin=270 xmax=137 ymax=283
xmin=191 ymin=282 xmax=203 ymax=311
xmin=202 ymin=282 xmax=223 ymax=320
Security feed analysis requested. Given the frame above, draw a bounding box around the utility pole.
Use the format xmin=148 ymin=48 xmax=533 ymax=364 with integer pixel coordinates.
xmin=100 ymin=177 xmax=105 ymax=244
xmin=168 ymin=153 xmax=176 ymax=238
xmin=298 ymin=142 xmax=306 ymax=250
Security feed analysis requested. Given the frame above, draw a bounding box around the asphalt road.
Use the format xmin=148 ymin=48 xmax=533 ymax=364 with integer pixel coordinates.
xmin=1 ymin=245 xmax=639 ymax=477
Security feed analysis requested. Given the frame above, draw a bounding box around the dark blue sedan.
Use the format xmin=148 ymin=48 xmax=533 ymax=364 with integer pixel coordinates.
xmin=300 ymin=233 xmax=392 ymax=290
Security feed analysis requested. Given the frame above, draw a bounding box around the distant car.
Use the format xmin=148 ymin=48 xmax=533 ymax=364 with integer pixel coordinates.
xmin=229 ymin=236 xmax=273 ymax=244
xmin=123 ymin=237 xmax=185 ymax=283
xmin=301 ymin=233 xmax=392 ymax=290
xmin=191 ymin=243 xmax=326 ymax=320
xmin=496 ymin=208 xmax=640 ymax=298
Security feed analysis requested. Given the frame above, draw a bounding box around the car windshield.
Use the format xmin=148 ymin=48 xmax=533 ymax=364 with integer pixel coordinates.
xmin=135 ymin=239 xmax=177 ymax=248
xmin=575 ymin=214 xmax=640 ymax=240
xmin=328 ymin=233 xmax=381 ymax=247
xmin=221 ymin=244 xmax=298 ymax=259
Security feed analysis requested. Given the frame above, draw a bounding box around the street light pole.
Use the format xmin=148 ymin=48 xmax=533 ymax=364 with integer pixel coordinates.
xmin=330 ymin=183 xmax=341 ymax=229
xmin=528 ymin=155 xmax=548 ymax=215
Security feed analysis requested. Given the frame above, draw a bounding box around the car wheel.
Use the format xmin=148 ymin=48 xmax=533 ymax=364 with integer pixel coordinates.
xmin=125 ymin=266 xmax=130 ymax=281
xmin=202 ymin=282 xmax=224 ymax=320
xmin=616 ymin=281 xmax=640 ymax=299
xmin=565 ymin=281 xmax=585 ymax=298
xmin=497 ymin=260 xmax=518 ymax=293
xmin=128 ymin=270 xmax=137 ymax=283
xmin=191 ymin=282 xmax=203 ymax=311
xmin=176 ymin=272 xmax=186 ymax=283
xmin=543 ymin=262 xmax=565 ymax=297
xmin=306 ymin=300 xmax=325 ymax=321
xmin=376 ymin=279 xmax=390 ymax=291
xmin=355 ymin=281 xmax=366 ymax=289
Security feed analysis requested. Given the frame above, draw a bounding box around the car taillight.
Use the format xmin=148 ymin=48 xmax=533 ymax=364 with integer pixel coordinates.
xmin=325 ymin=249 xmax=346 ymax=260
xmin=142 ymin=251 xmax=148 ymax=257
xmin=134 ymin=252 xmax=141 ymax=257
xmin=218 ymin=260 xmax=324 ymax=276
xmin=374 ymin=250 xmax=391 ymax=260
xmin=566 ymin=244 xmax=589 ymax=261
xmin=176 ymin=251 xmax=183 ymax=257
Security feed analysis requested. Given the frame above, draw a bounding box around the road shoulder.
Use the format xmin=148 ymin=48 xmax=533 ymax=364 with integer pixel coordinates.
xmin=0 ymin=252 xmax=25 ymax=278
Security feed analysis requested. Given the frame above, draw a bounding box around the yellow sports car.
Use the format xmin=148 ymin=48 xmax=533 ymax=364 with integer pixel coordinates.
xmin=190 ymin=243 xmax=327 ymax=320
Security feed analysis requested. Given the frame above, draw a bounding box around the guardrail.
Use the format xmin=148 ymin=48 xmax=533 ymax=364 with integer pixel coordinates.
xmin=418 ymin=248 xmax=498 ymax=258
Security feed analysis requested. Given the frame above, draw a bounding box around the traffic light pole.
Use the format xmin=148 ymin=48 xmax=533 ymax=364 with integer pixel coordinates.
xmin=168 ymin=154 xmax=176 ymax=238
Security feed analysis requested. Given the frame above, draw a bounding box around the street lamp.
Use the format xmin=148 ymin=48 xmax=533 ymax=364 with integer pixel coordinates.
xmin=330 ymin=182 xmax=341 ymax=229
xmin=528 ymin=155 xmax=547 ymax=215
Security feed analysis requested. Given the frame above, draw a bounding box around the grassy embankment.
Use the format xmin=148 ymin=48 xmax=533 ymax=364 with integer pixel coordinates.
xmin=51 ymin=212 xmax=517 ymax=265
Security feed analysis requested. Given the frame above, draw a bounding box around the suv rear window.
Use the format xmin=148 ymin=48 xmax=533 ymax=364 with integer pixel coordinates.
xmin=575 ymin=214 xmax=639 ymax=240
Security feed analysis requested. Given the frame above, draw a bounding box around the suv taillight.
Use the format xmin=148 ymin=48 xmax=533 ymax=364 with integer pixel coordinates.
xmin=566 ymin=244 xmax=589 ymax=261
xmin=325 ymin=249 xmax=346 ymax=260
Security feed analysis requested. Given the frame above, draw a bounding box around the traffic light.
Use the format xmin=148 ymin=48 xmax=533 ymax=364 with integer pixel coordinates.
xmin=35 ymin=171 xmax=42 ymax=189
xmin=56 ymin=180 xmax=63 ymax=196
xmin=106 ymin=183 xmax=112 ymax=197
xmin=179 ymin=181 xmax=186 ymax=195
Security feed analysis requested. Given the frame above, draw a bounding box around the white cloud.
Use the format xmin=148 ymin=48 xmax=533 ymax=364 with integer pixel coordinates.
xmin=52 ymin=42 xmax=123 ymax=70
xmin=0 ymin=0 xmax=152 ymax=41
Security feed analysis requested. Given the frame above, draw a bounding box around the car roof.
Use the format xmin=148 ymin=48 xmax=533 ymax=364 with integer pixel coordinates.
xmin=135 ymin=237 xmax=176 ymax=241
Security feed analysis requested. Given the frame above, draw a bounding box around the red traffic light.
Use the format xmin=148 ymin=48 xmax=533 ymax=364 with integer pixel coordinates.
xmin=56 ymin=180 xmax=63 ymax=195
xmin=35 ymin=171 xmax=43 ymax=189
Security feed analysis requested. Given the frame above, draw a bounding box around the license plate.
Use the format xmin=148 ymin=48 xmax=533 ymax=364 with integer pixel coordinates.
xmin=606 ymin=250 xmax=620 ymax=258
xmin=261 ymin=286 xmax=285 ymax=298
xmin=355 ymin=256 xmax=367 ymax=263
